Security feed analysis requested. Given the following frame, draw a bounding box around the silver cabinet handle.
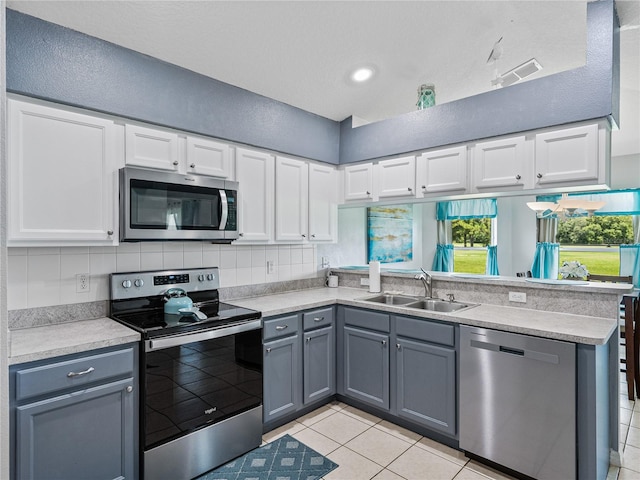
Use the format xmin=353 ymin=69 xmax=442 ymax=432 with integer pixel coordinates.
xmin=173 ymin=160 xmax=179 ymax=166
xmin=275 ymin=325 xmax=288 ymax=331
xmin=313 ymin=317 xmax=324 ymax=322
xmin=396 ymin=344 xmax=401 ymax=350
xmin=515 ymin=175 xmax=521 ymax=180
xmin=381 ymin=340 xmax=387 ymax=346
xmin=67 ymin=366 xmax=95 ymax=378
xmin=126 ymin=386 xmax=133 ymax=393
xmin=537 ymin=173 xmax=543 ymax=178
xmin=306 ymin=337 xmax=310 ymax=343
xmin=408 ymin=187 xmax=413 ymax=192
xmin=266 ymin=348 xmax=272 ymax=353
xmin=190 ymin=163 xmax=196 ymax=168
xmin=107 ymin=230 xmax=113 ymax=236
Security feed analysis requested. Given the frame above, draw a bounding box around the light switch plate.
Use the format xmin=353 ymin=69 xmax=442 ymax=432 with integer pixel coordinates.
xmin=509 ymin=291 xmax=527 ymax=303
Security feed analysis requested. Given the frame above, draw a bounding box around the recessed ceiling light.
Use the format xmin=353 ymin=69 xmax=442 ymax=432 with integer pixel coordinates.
xmin=350 ymin=66 xmax=375 ymax=83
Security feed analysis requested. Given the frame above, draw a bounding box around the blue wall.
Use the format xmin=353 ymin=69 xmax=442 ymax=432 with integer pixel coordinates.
xmin=6 ymin=1 xmax=619 ymax=165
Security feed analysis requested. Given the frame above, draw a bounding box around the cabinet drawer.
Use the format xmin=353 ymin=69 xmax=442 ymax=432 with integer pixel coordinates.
xmin=263 ymin=314 xmax=299 ymax=341
xmin=15 ymin=347 xmax=135 ymax=402
xmin=396 ymin=316 xmax=455 ymax=346
xmin=343 ymin=307 xmax=390 ymax=333
xmin=303 ymin=307 xmax=333 ymax=330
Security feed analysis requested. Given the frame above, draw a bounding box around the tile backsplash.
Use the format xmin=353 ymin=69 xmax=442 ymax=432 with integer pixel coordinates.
xmin=7 ymin=243 xmax=319 ymax=310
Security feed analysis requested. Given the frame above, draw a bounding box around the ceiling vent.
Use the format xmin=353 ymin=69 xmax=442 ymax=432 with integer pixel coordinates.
xmin=500 ymin=58 xmax=543 ymax=87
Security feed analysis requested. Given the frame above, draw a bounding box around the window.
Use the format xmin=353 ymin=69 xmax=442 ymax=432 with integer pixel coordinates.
xmin=452 ymin=218 xmax=493 ymax=274
xmin=558 ymin=215 xmax=633 ymax=276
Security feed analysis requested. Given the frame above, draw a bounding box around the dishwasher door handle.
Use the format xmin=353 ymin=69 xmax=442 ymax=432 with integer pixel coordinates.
xmin=470 ymin=339 xmax=559 ymax=364
xmin=499 ymin=346 xmax=524 ymax=356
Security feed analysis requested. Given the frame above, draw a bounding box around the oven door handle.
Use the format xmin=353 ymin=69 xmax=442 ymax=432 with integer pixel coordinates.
xmin=146 ymin=319 xmax=262 ymax=351
xmin=219 ymin=190 xmax=228 ymax=230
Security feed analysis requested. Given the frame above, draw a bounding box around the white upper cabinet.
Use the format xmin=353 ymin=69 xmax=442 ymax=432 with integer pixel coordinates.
xmin=416 ymin=145 xmax=468 ymax=196
xmin=8 ymin=98 xmax=118 ymax=245
xmin=534 ymin=123 xmax=601 ymax=186
xmin=186 ymin=136 xmax=233 ymax=178
xmin=472 ymin=136 xmax=530 ymax=191
xmin=343 ymin=163 xmax=374 ymax=201
xmin=375 ymin=156 xmax=416 ymax=199
xmin=125 ymin=124 xmax=179 ymax=171
xmin=125 ymin=124 xmax=234 ymax=178
xmin=235 ymin=147 xmax=274 ymax=243
xmin=308 ymin=163 xmax=338 ymax=242
xmin=275 ymin=156 xmax=309 ymax=243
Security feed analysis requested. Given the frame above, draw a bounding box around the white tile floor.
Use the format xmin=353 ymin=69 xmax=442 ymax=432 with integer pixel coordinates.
xmin=262 ymin=386 xmax=640 ymax=480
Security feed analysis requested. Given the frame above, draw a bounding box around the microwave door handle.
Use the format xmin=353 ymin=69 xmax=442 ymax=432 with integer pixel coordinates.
xmin=219 ymin=190 xmax=228 ymax=230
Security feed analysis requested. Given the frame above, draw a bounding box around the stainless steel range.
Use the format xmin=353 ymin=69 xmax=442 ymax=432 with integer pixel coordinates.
xmin=110 ymin=267 xmax=262 ymax=480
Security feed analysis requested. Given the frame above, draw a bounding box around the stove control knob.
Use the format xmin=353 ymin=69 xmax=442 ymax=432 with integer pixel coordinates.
xmin=122 ymin=280 xmax=132 ymax=289
xmin=198 ymin=274 xmax=205 ymax=282
xmin=134 ymin=279 xmax=144 ymax=288
xmin=207 ymin=273 xmax=215 ymax=281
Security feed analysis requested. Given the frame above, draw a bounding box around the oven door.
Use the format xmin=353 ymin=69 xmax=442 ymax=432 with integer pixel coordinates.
xmin=143 ymin=320 xmax=262 ymax=451
xmin=120 ymin=166 xmax=238 ymax=242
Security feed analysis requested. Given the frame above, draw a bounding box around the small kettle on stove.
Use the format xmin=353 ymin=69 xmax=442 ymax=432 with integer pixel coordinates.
xmin=163 ymin=288 xmax=193 ymax=315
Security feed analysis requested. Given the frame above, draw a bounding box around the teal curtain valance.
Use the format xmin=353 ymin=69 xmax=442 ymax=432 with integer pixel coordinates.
xmin=436 ymin=198 xmax=497 ymax=221
xmin=537 ymin=189 xmax=640 ymax=216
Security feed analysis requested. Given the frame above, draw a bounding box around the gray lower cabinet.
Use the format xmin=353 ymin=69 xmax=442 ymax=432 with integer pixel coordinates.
xmin=10 ymin=344 xmax=138 ymax=480
xmin=263 ymin=307 xmax=335 ymax=425
xmin=303 ymin=325 xmax=335 ymax=404
xmin=263 ymin=331 xmax=302 ymax=423
xmin=343 ymin=326 xmax=390 ymax=410
xmin=395 ymin=338 xmax=456 ymax=435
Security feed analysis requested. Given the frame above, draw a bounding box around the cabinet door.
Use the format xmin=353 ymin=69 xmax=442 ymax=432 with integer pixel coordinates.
xmin=275 ymin=156 xmax=309 ymax=242
xmin=535 ymin=123 xmax=599 ymax=185
xmin=15 ymin=377 xmax=136 ymax=480
xmin=235 ymin=148 xmax=274 ymax=243
xmin=263 ymin=335 xmax=301 ymax=423
xmin=8 ymin=99 xmax=117 ymax=245
xmin=343 ymin=163 xmax=374 ymax=201
xmin=416 ymin=146 xmax=468 ymax=196
xmin=303 ymin=326 xmax=335 ymax=405
xmin=125 ymin=124 xmax=179 ymax=171
xmin=396 ymin=338 xmax=456 ymax=436
xmin=186 ymin=136 xmax=233 ymax=178
xmin=375 ymin=156 xmax=416 ymax=198
xmin=308 ymin=163 xmax=338 ymax=242
xmin=343 ymin=326 xmax=389 ymax=410
xmin=472 ymin=136 xmax=529 ymax=190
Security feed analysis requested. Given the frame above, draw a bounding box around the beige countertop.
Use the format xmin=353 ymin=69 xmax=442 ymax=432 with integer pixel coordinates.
xmin=231 ymin=286 xmax=617 ymax=346
xmin=7 ymin=283 xmax=619 ymax=365
xmin=8 ymin=318 xmax=141 ymax=365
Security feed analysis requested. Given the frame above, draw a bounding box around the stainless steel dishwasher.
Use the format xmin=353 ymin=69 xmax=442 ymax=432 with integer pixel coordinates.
xmin=460 ymin=326 xmax=576 ymax=480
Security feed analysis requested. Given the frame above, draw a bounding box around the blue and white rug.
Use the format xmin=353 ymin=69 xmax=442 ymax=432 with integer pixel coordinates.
xmin=195 ymin=434 xmax=339 ymax=480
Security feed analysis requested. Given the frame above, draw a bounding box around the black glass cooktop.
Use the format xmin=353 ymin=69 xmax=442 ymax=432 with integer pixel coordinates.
xmin=111 ymin=301 xmax=261 ymax=338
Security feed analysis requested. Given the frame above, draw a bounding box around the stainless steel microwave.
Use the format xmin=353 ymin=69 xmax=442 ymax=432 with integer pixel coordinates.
xmin=119 ymin=167 xmax=238 ymax=242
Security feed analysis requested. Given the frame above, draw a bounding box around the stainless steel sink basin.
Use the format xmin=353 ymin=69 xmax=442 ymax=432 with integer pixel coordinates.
xmin=359 ymin=294 xmax=478 ymax=313
xmin=361 ymin=294 xmax=419 ymax=305
xmin=405 ymin=299 xmax=476 ymax=313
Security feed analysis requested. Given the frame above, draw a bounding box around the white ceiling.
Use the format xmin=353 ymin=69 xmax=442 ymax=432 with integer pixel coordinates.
xmin=6 ymin=0 xmax=640 ymax=154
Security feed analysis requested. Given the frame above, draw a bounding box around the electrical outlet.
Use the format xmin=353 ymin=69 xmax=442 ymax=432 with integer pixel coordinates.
xmin=360 ymin=278 xmax=370 ymax=286
xmin=266 ymin=260 xmax=275 ymax=274
xmin=76 ymin=273 xmax=90 ymax=293
xmin=508 ymin=291 xmax=526 ymax=303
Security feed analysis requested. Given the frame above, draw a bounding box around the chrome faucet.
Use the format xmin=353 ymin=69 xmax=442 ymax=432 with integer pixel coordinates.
xmin=415 ymin=267 xmax=433 ymax=298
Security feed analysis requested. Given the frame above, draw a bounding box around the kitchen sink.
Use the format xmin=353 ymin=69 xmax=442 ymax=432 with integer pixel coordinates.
xmin=405 ymin=299 xmax=476 ymax=313
xmin=360 ymin=294 xmax=477 ymax=313
xmin=361 ymin=294 xmax=421 ymax=305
